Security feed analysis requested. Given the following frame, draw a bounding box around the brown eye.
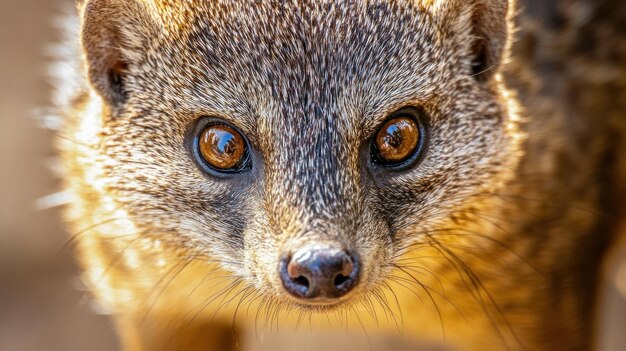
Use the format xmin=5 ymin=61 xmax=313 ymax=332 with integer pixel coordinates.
xmin=198 ymin=124 xmax=248 ymax=171
xmin=373 ymin=112 xmax=424 ymax=167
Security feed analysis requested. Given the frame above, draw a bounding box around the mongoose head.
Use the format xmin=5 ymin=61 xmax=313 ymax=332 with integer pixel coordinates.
xmin=78 ymin=0 xmax=518 ymax=309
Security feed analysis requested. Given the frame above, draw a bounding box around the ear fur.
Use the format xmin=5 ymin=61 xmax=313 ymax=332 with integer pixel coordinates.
xmin=80 ymin=0 xmax=160 ymax=109
xmin=431 ymin=0 xmax=511 ymax=81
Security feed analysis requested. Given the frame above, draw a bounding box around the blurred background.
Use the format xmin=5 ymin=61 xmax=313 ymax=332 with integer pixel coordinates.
xmin=0 ymin=0 xmax=623 ymax=350
xmin=0 ymin=0 xmax=119 ymax=350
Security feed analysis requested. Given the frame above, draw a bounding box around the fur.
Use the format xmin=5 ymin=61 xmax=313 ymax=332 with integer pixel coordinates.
xmin=54 ymin=1 xmax=619 ymax=350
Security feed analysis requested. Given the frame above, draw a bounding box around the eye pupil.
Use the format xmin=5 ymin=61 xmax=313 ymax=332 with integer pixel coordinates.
xmin=384 ymin=125 xmax=404 ymax=148
xmin=198 ymin=125 xmax=247 ymax=171
xmin=374 ymin=116 xmax=421 ymax=165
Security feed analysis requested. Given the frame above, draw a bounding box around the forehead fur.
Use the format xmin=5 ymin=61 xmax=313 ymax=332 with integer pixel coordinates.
xmin=135 ymin=1 xmax=452 ymax=126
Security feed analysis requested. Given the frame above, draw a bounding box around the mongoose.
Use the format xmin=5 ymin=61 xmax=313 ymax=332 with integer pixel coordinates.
xmin=52 ymin=0 xmax=624 ymax=350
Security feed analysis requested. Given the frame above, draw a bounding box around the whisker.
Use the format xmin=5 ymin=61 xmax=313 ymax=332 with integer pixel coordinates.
xmin=209 ymin=279 xmax=245 ymax=323
xmin=350 ymin=304 xmax=373 ymax=351
xmin=427 ymin=236 xmax=521 ymax=350
xmin=381 ymin=281 xmax=405 ymax=334
xmin=232 ymin=287 xmax=255 ymax=327
xmin=141 ymin=255 xmax=198 ymax=324
xmin=372 ymin=287 xmax=401 ymax=333
xmin=62 ymin=217 xmax=129 ymax=250
xmin=189 ymin=277 xmax=239 ymax=324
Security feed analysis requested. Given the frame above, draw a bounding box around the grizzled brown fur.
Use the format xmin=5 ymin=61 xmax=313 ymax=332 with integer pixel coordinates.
xmin=54 ymin=0 xmax=623 ymax=350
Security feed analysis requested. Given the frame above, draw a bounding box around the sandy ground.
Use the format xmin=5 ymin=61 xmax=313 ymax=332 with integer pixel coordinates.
xmin=0 ymin=1 xmax=623 ymax=350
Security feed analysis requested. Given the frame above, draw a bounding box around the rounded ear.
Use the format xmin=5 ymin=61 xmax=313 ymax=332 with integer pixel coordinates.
xmin=431 ymin=0 xmax=511 ymax=81
xmin=80 ymin=0 xmax=160 ymax=109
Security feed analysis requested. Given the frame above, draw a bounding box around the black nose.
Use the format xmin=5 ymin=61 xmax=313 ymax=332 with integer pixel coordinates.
xmin=280 ymin=246 xmax=360 ymax=300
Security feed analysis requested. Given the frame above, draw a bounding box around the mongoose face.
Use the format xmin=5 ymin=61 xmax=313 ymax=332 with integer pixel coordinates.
xmin=74 ymin=0 xmax=517 ymax=311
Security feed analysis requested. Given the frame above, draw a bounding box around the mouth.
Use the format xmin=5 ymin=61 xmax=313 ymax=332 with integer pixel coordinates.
xmin=286 ymin=295 xmax=355 ymax=312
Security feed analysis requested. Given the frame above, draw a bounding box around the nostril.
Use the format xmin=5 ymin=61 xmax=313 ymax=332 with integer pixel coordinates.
xmin=293 ymin=275 xmax=309 ymax=288
xmin=333 ymin=273 xmax=349 ymax=287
